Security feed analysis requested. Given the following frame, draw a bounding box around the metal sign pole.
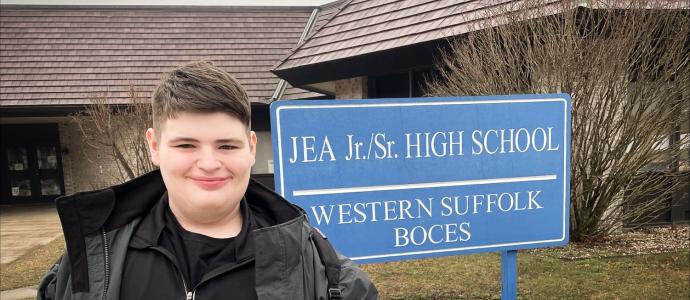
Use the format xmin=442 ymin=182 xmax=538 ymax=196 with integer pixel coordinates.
xmin=501 ymin=250 xmax=518 ymax=300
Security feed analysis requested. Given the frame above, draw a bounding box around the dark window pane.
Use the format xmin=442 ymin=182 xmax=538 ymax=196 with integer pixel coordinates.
xmin=37 ymin=146 xmax=58 ymax=170
xmin=7 ymin=148 xmax=28 ymax=171
xmin=40 ymin=178 xmax=62 ymax=196
xmin=10 ymin=179 xmax=31 ymax=196
xmin=371 ymin=72 xmax=410 ymax=98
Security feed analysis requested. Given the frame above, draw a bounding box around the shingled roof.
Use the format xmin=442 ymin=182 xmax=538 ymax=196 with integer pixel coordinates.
xmin=272 ymin=0 xmax=689 ymax=84
xmin=273 ymin=0 xmax=504 ymax=76
xmin=0 ymin=5 xmax=324 ymax=108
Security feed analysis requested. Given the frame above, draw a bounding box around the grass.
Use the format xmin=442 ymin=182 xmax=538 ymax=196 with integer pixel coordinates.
xmin=361 ymin=251 xmax=689 ymax=299
xmin=0 ymin=237 xmax=65 ymax=291
xmin=1 ymin=237 xmax=688 ymax=299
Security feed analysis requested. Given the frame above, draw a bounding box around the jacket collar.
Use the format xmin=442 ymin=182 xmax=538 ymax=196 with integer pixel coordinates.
xmin=55 ymin=170 xmax=165 ymax=293
xmin=129 ymin=193 xmax=256 ymax=262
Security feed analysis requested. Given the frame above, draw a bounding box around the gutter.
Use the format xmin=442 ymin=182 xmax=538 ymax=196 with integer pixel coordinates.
xmin=270 ymin=7 xmax=320 ymax=102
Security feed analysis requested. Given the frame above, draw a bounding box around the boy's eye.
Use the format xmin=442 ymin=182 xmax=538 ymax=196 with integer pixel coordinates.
xmin=219 ymin=145 xmax=238 ymax=150
xmin=175 ymin=144 xmax=195 ymax=149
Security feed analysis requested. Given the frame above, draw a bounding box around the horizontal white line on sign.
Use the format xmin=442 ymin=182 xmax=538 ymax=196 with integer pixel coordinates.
xmin=292 ymin=175 xmax=557 ymax=197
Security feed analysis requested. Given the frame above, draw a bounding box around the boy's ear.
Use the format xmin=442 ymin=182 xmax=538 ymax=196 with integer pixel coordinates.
xmin=249 ymin=130 xmax=257 ymax=166
xmin=145 ymin=128 xmax=160 ymax=166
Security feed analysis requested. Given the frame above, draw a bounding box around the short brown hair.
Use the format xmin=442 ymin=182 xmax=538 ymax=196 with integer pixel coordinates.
xmin=152 ymin=61 xmax=251 ymax=133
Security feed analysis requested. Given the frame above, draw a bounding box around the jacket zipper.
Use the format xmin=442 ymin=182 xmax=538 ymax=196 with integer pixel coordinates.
xmin=181 ymin=257 xmax=254 ymax=300
xmin=101 ymin=228 xmax=110 ymax=300
xmin=149 ymin=246 xmax=253 ymax=300
xmin=149 ymin=246 xmax=195 ymax=300
xmin=181 ymin=274 xmax=195 ymax=300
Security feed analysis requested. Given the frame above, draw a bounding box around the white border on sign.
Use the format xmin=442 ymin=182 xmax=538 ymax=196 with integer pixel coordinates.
xmin=274 ymin=97 xmax=569 ymax=260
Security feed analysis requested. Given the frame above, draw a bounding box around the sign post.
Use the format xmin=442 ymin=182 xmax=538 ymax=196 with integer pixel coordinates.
xmin=501 ymin=250 xmax=518 ymax=299
xmin=271 ymin=94 xmax=571 ymax=296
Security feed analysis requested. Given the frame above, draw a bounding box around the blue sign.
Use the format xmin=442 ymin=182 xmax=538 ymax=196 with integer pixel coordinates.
xmin=270 ymin=94 xmax=570 ymax=263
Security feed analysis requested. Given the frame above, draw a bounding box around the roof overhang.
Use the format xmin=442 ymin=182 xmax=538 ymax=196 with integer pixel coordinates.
xmin=0 ymin=105 xmax=88 ymax=118
xmin=273 ymin=39 xmax=450 ymax=87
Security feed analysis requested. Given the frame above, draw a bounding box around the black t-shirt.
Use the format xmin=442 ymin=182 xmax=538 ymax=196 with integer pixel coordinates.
xmin=121 ymin=195 xmax=257 ymax=300
xmin=164 ymin=206 xmax=237 ymax=289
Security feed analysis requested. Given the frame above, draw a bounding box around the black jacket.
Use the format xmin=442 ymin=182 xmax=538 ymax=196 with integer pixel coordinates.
xmin=120 ymin=194 xmax=257 ymax=299
xmin=38 ymin=170 xmax=378 ymax=299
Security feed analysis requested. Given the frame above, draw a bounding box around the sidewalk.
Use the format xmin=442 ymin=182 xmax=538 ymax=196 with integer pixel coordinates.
xmin=0 ymin=203 xmax=62 ymax=265
xmin=0 ymin=285 xmax=37 ymax=300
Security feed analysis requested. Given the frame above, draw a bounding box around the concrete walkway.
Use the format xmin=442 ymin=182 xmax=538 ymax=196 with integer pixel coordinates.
xmin=0 ymin=203 xmax=62 ymax=300
xmin=0 ymin=203 xmax=62 ymax=265
xmin=0 ymin=285 xmax=37 ymax=300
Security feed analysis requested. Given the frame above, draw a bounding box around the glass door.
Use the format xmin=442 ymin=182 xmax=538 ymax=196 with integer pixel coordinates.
xmin=6 ymin=146 xmax=33 ymax=198
xmin=36 ymin=145 xmax=63 ymax=198
xmin=1 ymin=124 xmax=65 ymax=204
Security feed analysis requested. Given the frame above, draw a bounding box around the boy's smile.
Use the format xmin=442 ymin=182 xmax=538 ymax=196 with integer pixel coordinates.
xmin=190 ymin=176 xmax=231 ymax=190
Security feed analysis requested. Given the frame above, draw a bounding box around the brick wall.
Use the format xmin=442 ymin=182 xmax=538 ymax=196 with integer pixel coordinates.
xmin=59 ymin=120 xmax=123 ymax=194
xmin=335 ymin=77 xmax=368 ymax=99
xmin=57 ymin=122 xmax=75 ymax=195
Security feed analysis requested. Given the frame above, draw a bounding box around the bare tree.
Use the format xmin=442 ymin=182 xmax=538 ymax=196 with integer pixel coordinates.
xmin=73 ymin=85 xmax=156 ymax=186
xmin=425 ymin=0 xmax=689 ymax=241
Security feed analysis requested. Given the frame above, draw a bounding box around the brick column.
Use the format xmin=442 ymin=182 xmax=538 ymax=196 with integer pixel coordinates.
xmin=335 ymin=76 xmax=368 ymax=99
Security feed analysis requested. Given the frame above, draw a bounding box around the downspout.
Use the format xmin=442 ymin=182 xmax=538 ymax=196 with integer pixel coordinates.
xmin=270 ymin=8 xmax=320 ymax=102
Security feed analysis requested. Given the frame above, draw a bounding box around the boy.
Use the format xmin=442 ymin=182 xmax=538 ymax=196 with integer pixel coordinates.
xmin=38 ymin=61 xmax=378 ymax=299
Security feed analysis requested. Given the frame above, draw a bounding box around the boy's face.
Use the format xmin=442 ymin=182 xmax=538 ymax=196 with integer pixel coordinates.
xmin=146 ymin=111 xmax=256 ymax=216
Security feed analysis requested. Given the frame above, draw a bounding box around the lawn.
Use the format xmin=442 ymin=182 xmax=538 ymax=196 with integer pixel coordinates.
xmin=362 ymin=251 xmax=689 ymax=299
xmin=0 ymin=237 xmax=64 ymax=292
xmin=2 ymin=231 xmax=688 ymax=299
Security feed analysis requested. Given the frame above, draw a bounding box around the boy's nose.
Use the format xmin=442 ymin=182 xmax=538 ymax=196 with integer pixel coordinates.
xmin=196 ymin=149 xmax=221 ymax=171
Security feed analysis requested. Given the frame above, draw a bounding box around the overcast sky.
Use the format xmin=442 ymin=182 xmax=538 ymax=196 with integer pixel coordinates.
xmin=2 ymin=0 xmax=336 ymax=6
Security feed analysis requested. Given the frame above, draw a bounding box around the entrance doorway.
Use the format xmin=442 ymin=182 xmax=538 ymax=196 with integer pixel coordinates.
xmin=1 ymin=124 xmax=65 ymax=204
